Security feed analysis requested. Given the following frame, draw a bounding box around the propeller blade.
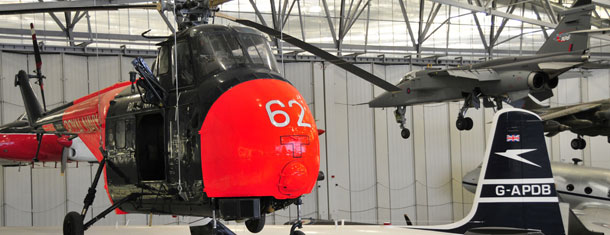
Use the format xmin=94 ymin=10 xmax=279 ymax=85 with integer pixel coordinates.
xmin=216 ymin=13 xmax=402 ymax=92
xmin=30 ymin=23 xmax=47 ymax=112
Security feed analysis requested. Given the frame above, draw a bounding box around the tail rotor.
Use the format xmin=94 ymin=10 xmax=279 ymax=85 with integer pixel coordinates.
xmin=30 ymin=23 xmax=47 ymax=112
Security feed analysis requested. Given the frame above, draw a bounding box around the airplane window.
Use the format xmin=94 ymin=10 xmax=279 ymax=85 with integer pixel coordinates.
xmin=116 ymin=120 xmax=125 ymax=149
xmin=566 ymin=184 xmax=574 ymax=191
xmin=585 ymin=187 xmax=593 ymax=194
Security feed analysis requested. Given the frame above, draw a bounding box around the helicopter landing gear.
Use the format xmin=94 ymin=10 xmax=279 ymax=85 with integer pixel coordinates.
xmin=245 ymin=214 xmax=266 ymax=233
xmin=63 ymin=156 xmax=140 ymax=235
xmin=394 ymin=106 xmax=410 ymax=139
xmin=289 ymin=197 xmax=305 ymax=235
xmin=571 ymin=136 xmax=586 ymax=150
xmin=63 ymin=212 xmax=83 ymax=235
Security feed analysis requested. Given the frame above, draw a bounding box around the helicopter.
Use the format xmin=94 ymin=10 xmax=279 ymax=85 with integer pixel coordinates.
xmin=8 ymin=1 xmax=324 ymax=235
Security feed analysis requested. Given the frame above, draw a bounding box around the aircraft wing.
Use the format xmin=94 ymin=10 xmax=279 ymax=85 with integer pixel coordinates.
xmin=538 ymin=62 xmax=584 ymax=70
xmin=438 ymin=69 xmax=501 ymax=81
xmin=572 ymin=206 xmax=610 ymax=234
xmin=540 ymin=103 xmax=602 ymax=120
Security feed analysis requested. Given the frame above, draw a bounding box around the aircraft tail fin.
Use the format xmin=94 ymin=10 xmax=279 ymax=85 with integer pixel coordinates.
xmin=536 ymin=0 xmax=593 ymax=55
xmin=410 ymin=109 xmax=565 ymax=235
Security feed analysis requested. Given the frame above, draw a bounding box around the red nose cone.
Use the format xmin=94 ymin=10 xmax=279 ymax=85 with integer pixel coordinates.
xmin=279 ymin=161 xmax=308 ymax=195
xmin=200 ymin=79 xmax=320 ymax=199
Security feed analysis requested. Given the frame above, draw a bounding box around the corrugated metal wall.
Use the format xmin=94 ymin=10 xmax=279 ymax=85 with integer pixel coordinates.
xmin=1 ymin=51 xmax=609 ymax=227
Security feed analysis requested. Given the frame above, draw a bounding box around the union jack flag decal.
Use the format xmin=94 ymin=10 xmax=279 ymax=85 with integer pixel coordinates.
xmin=507 ymin=135 xmax=520 ymax=142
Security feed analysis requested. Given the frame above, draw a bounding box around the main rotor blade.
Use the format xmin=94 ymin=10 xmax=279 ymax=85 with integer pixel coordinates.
xmin=217 ymin=13 xmax=402 ymax=92
xmin=0 ymin=2 xmax=156 ymax=15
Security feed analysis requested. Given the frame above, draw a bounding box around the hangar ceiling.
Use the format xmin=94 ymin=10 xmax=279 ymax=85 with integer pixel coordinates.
xmin=1 ymin=0 xmax=610 ymax=59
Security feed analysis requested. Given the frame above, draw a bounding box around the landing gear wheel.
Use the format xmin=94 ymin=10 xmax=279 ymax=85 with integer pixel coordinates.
xmin=401 ymin=129 xmax=411 ymax=139
xmin=464 ymin=117 xmax=473 ymax=130
xmin=571 ymin=138 xmax=586 ymax=150
xmin=63 ymin=211 xmax=84 ymax=235
xmin=570 ymin=139 xmax=580 ymax=150
xmin=456 ymin=118 xmax=465 ymax=131
xmin=245 ymin=214 xmax=266 ymax=233
xmin=291 ymin=230 xmax=306 ymax=235
xmin=456 ymin=117 xmax=474 ymax=131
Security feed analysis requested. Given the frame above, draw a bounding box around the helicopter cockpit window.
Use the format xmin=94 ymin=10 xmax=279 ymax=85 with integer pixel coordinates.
xmin=193 ymin=30 xmax=278 ymax=77
xmin=171 ymin=41 xmax=195 ymax=86
xmin=195 ymin=32 xmax=246 ymax=75
xmin=157 ymin=46 xmax=170 ymax=76
xmin=239 ymin=34 xmax=278 ymax=72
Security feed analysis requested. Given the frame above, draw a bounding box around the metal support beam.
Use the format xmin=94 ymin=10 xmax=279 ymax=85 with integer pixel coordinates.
xmin=64 ymin=12 xmax=75 ymax=46
xmin=270 ymin=0 xmax=279 ymax=31
xmin=249 ymin=0 xmax=268 ymax=26
xmin=321 ymin=0 xmax=339 ymax=53
xmin=544 ymin=0 xmax=558 ymax=23
xmin=423 ymin=12 xmax=472 ymax=42
xmin=531 ymin=4 xmax=550 ymax=40
xmin=398 ymin=0 xmax=417 ymax=49
xmin=430 ymin=0 xmax=556 ymax=27
xmin=488 ymin=1 xmax=496 ymax=58
xmin=344 ymin=0 xmax=363 ymax=31
xmin=364 ymin=3 xmax=370 ymax=53
xmin=468 ymin=0 xmax=490 ymax=51
xmin=296 ymin=0 xmax=305 ymax=40
xmin=281 ymin=0 xmax=297 ymax=29
xmin=417 ymin=0 xmax=425 ymax=56
xmin=157 ymin=9 xmax=176 ymax=34
xmin=420 ymin=3 xmax=442 ymax=44
xmin=71 ymin=11 xmax=87 ymax=30
xmin=279 ymin=0 xmax=290 ymax=30
xmin=491 ymin=1 xmax=517 ymax=47
xmin=47 ymin=12 xmax=67 ymax=32
xmin=337 ymin=0 xmax=346 ymax=55
xmin=342 ymin=0 xmax=371 ymax=39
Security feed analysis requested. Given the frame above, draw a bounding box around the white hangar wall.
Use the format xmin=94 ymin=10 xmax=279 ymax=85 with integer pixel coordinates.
xmin=1 ymin=51 xmax=609 ymax=227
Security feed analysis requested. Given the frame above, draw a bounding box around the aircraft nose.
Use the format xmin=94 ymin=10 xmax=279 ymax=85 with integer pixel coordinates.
xmin=369 ymin=91 xmax=399 ymax=108
xmin=199 ymin=78 xmax=320 ymax=199
xmin=462 ymin=166 xmax=480 ymax=193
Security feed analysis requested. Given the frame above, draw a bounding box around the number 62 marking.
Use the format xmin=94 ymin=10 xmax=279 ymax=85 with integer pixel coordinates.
xmin=265 ymin=100 xmax=312 ymax=128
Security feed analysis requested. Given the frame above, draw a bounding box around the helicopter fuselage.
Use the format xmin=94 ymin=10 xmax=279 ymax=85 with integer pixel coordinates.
xmin=19 ymin=24 xmax=320 ymax=221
